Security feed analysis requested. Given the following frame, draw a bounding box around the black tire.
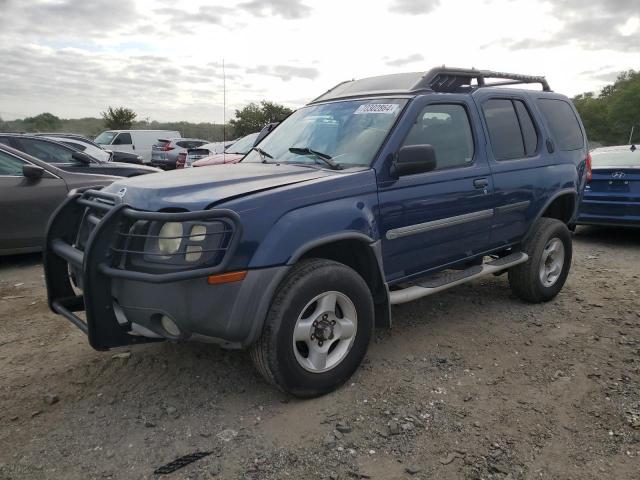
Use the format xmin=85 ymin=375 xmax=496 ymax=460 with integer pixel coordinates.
xmin=508 ymin=217 xmax=572 ymax=303
xmin=250 ymin=258 xmax=374 ymax=398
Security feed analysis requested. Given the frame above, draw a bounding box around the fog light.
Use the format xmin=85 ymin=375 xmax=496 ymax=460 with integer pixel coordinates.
xmin=160 ymin=315 xmax=180 ymax=337
xmin=185 ymin=245 xmax=203 ymax=261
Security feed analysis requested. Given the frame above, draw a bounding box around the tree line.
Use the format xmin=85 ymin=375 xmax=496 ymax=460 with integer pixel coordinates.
xmin=0 ymin=101 xmax=293 ymax=142
xmin=572 ymin=70 xmax=639 ymax=146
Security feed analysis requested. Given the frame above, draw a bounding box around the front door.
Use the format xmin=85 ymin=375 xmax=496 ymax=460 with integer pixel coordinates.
xmin=0 ymin=150 xmax=67 ymax=251
xmin=377 ymin=96 xmax=495 ymax=283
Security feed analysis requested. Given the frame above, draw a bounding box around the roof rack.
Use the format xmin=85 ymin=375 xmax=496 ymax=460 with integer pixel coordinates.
xmin=308 ymin=67 xmax=551 ymax=104
xmin=416 ymin=67 xmax=551 ymax=92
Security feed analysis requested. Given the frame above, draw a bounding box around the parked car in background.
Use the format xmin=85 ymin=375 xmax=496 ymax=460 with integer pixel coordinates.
xmin=95 ymin=130 xmax=181 ymax=163
xmin=576 ymin=144 xmax=639 ymax=228
xmin=41 ymin=135 xmax=112 ymax=163
xmin=180 ymin=140 xmax=235 ymax=168
xmin=0 ymin=144 xmax=117 ymax=255
xmin=151 ymin=138 xmax=208 ymax=170
xmin=192 ymin=132 xmax=259 ymax=167
xmin=182 ymin=123 xmax=279 ymax=168
xmin=35 ymin=133 xmax=145 ymax=165
xmin=0 ymin=134 xmax=160 ymax=177
xmin=192 ymin=123 xmax=280 ymax=168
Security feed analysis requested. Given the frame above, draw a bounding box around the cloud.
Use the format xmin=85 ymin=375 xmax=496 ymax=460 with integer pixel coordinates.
xmin=496 ymin=0 xmax=640 ymax=51
xmin=578 ymin=67 xmax=624 ymax=84
xmin=1 ymin=0 xmax=137 ymax=40
xmin=154 ymin=5 xmax=235 ymax=26
xmin=385 ymin=53 xmax=425 ymax=67
xmin=246 ymin=65 xmax=319 ymax=81
xmin=238 ymin=0 xmax=312 ymax=19
xmin=388 ymin=0 xmax=440 ymax=15
xmin=0 ymin=44 xmax=231 ymax=121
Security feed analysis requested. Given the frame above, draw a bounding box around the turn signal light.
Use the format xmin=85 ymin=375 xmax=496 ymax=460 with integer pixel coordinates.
xmin=207 ymin=271 xmax=247 ymax=285
xmin=585 ymin=152 xmax=592 ymax=182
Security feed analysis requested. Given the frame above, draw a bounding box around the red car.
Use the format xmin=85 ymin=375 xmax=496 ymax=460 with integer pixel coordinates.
xmin=192 ymin=132 xmax=259 ymax=168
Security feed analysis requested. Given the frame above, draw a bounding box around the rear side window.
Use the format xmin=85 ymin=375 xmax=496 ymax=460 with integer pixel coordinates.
xmin=113 ymin=133 xmax=132 ymax=145
xmin=402 ymin=103 xmax=474 ymax=170
xmin=483 ymin=99 xmax=525 ymax=160
xmin=17 ymin=138 xmax=74 ymax=163
xmin=0 ymin=150 xmax=25 ymax=176
xmin=513 ymin=100 xmax=538 ymax=156
xmin=536 ymin=99 xmax=583 ymax=151
xmin=176 ymin=140 xmax=206 ymax=149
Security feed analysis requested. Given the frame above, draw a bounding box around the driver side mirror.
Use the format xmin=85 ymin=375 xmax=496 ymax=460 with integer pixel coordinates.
xmin=72 ymin=151 xmax=92 ymax=165
xmin=392 ymin=144 xmax=437 ymax=176
xmin=23 ymin=164 xmax=45 ymax=179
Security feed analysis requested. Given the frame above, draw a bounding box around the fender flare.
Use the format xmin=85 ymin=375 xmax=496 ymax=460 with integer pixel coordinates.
xmin=523 ymin=188 xmax=578 ymax=242
xmin=288 ymin=231 xmax=377 ymax=264
xmin=287 ymin=232 xmax=392 ymax=329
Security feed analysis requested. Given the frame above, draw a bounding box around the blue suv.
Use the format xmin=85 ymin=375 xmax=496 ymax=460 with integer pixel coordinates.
xmin=44 ymin=68 xmax=590 ymax=397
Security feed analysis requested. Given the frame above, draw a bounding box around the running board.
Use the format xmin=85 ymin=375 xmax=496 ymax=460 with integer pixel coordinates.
xmin=389 ymin=252 xmax=529 ymax=305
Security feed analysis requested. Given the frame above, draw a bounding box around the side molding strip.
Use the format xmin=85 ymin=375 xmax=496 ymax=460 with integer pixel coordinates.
xmin=386 ymin=209 xmax=494 ymax=240
xmin=495 ymin=200 xmax=531 ymax=214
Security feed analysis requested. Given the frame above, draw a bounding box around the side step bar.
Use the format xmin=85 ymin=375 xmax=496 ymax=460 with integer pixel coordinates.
xmin=389 ymin=252 xmax=528 ymax=305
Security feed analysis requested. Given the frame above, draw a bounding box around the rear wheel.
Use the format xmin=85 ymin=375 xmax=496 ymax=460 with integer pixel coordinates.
xmin=250 ymin=259 xmax=374 ymax=398
xmin=508 ymin=217 xmax=572 ymax=303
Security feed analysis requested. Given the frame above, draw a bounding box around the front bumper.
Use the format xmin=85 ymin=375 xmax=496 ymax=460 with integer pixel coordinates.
xmin=44 ymin=188 xmax=286 ymax=350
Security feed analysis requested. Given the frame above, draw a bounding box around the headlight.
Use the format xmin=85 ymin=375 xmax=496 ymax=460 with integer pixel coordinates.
xmin=158 ymin=222 xmax=183 ymax=254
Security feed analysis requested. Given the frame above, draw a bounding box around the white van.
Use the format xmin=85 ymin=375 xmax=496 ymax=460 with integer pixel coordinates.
xmin=95 ymin=130 xmax=181 ymax=163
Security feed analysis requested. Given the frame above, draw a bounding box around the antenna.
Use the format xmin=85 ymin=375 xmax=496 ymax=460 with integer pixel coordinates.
xmin=222 ymin=58 xmax=226 ymax=160
xmin=629 ymin=125 xmax=635 ymax=144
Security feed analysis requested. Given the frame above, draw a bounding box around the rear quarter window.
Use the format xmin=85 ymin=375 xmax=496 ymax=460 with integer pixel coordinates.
xmin=483 ymin=99 xmax=525 ymax=160
xmin=536 ymin=99 xmax=584 ymax=151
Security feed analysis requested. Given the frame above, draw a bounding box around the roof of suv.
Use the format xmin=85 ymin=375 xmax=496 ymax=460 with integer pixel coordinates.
xmin=310 ymin=67 xmax=551 ymax=104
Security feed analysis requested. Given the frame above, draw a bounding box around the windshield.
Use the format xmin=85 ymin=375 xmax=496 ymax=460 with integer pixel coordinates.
xmin=243 ymin=98 xmax=407 ymax=168
xmin=227 ymin=132 xmax=259 ymax=154
xmin=592 ymin=149 xmax=639 ymax=168
xmin=95 ymin=131 xmax=117 ymax=145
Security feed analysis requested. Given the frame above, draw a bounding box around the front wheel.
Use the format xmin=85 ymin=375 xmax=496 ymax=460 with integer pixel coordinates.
xmin=250 ymin=259 xmax=374 ymax=398
xmin=508 ymin=217 xmax=572 ymax=303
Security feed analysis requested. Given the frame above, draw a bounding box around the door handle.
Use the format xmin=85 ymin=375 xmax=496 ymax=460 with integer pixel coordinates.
xmin=473 ymin=178 xmax=489 ymax=189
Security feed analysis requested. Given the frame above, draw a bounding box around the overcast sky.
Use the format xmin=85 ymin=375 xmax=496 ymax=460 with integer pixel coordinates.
xmin=0 ymin=0 xmax=638 ymax=123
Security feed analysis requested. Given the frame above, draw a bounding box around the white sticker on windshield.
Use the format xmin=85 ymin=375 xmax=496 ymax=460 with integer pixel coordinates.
xmin=354 ymin=103 xmax=398 ymax=115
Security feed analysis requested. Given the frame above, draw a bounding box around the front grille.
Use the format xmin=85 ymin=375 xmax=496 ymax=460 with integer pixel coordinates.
xmin=71 ymin=188 xmax=240 ymax=278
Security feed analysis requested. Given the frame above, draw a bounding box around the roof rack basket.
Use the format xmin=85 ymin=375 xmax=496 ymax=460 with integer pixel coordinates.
xmin=415 ymin=67 xmax=551 ymax=92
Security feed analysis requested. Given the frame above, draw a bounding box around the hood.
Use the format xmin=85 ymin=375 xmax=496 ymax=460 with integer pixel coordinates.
xmin=104 ymin=162 xmax=332 ymax=211
xmin=193 ymin=153 xmax=243 ymax=167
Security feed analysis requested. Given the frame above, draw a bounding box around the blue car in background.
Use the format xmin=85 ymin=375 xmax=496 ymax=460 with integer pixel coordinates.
xmin=577 ymin=145 xmax=639 ymax=228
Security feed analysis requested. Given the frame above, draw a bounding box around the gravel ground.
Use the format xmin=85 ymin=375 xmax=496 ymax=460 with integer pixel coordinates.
xmin=0 ymin=226 xmax=638 ymax=480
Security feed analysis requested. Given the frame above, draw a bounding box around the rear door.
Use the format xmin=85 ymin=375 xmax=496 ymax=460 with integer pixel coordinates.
xmin=474 ymin=95 xmax=544 ymax=248
xmin=0 ymin=150 xmax=67 ymax=251
xmin=377 ymin=95 xmax=495 ymax=282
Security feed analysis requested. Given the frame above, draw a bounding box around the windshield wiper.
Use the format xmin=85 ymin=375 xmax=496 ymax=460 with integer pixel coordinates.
xmin=288 ymin=147 xmax=342 ymax=170
xmin=251 ymin=147 xmax=273 ymax=162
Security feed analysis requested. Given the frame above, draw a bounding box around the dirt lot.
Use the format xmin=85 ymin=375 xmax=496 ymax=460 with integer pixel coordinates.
xmin=0 ymin=226 xmax=639 ymax=480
